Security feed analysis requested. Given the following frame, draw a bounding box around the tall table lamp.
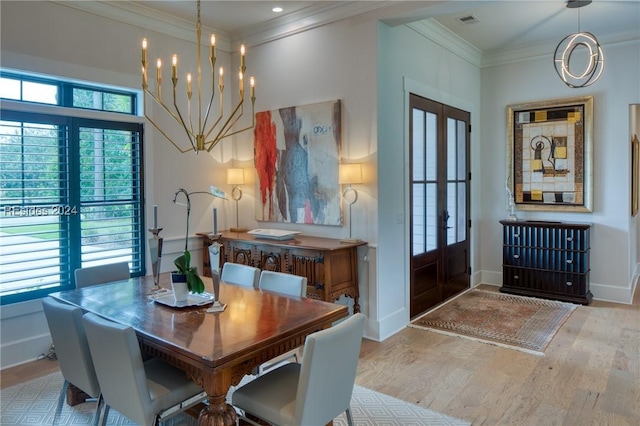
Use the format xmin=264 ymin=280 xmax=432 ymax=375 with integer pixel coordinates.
xmin=339 ymin=163 xmax=363 ymax=243
xmin=227 ymin=168 xmax=247 ymax=232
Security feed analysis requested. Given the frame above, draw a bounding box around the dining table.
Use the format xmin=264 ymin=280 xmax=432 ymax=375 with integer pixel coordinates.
xmin=49 ymin=272 xmax=349 ymax=426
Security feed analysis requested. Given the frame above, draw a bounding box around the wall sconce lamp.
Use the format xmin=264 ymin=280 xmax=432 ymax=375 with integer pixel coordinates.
xmin=339 ymin=163 xmax=363 ymax=243
xmin=227 ymin=168 xmax=247 ymax=232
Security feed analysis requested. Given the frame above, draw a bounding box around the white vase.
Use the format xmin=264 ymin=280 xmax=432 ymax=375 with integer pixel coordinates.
xmin=171 ymin=273 xmax=189 ymax=303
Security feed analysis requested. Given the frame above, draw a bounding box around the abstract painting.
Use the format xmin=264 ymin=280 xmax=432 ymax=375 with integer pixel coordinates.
xmin=507 ymin=96 xmax=593 ymax=212
xmin=254 ymin=100 xmax=342 ymax=225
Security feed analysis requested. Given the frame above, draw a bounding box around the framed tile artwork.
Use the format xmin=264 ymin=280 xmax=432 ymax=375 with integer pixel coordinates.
xmin=507 ymin=96 xmax=593 ymax=212
xmin=254 ymin=99 xmax=342 ymax=225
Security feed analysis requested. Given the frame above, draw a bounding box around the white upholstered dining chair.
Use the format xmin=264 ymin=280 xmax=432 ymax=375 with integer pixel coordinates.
xmin=220 ymin=262 xmax=260 ymax=288
xmin=232 ymin=313 xmax=365 ymax=426
xmin=82 ymin=312 xmax=207 ymax=426
xmin=257 ymin=270 xmax=309 ymax=374
xmin=258 ymin=270 xmax=307 ymax=297
xmin=74 ymin=261 xmax=130 ymax=289
xmin=41 ymin=297 xmax=105 ymax=426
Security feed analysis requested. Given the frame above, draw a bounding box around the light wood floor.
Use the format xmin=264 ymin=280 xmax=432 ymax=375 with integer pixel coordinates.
xmin=356 ymin=284 xmax=640 ymax=425
xmin=3 ymin=284 xmax=638 ymax=425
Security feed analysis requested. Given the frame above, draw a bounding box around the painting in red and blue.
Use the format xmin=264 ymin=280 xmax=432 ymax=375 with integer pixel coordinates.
xmin=254 ymin=100 xmax=342 ymax=226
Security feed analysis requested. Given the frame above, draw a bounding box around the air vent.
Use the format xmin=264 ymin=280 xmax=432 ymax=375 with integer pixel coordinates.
xmin=456 ymin=15 xmax=479 ymax=25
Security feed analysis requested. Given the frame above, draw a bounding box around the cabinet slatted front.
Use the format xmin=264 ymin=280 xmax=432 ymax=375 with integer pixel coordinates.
xmin=500 ymin=220 xmax=592 ymax=305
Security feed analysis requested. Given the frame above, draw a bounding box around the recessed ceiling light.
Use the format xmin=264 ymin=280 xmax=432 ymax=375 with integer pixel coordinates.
xmin=272 ymin=6 xmax=283 ymax=13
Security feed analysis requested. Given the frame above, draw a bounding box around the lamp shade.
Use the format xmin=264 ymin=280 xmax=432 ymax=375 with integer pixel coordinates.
xmin=339 ymin=163 xmax=363 ymax=185
xmin=227 ymin=168 xmax=245 ymax=185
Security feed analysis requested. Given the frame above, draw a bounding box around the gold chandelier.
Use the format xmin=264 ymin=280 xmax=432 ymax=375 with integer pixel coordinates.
xmin=141 ymin=0 xmax=256 ymax=153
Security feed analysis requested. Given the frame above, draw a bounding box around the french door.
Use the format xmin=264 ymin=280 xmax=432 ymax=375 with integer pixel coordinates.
xmin=409 ymin=94 xmax=470 ymax=318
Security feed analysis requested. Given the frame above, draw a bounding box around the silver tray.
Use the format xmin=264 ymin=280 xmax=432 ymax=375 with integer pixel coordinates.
xmin=150 ymin=291 xmax=214 ymax=308
xmin=247 ymin=228 xmax=301 ymax=240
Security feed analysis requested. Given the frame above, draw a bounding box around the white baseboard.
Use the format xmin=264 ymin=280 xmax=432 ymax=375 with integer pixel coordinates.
xmin=479 ymin=269 xmax=635 ymax=305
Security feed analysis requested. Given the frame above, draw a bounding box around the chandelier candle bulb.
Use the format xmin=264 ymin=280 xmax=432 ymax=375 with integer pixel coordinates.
xmin=239 ymin=72 xmax=244 ymax=96
xmin=187 ymin=74 xmax=192 ymax=98
xmin=142 ymin=38 xmax=147 ymax=66
xmin=250 ymin=77 xmax=255 ymax=99
xmin=240 ymin=44 xmax=246 ymax=71
xmin=210 ymin=35 xmax=215 ymax=62
xmin=219 ymin=67 xmax=224 ymax=90
xmin=171 ymin=55 xmax=177 ymax=80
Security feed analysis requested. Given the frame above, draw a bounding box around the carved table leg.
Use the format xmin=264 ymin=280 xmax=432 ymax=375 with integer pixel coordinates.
xmin=198 ymin=394 xmax=237 ymax=426
xmin=198 ymin=370 xmax=238 ymax=426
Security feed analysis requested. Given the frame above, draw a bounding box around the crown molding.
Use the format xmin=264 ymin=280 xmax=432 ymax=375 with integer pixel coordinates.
xmin=406 ymin=19 xmax=483 ymax=68
xmin=49 ymin=1 xmax=640 ymax=68
xmin=51 ymin=1 xmax=234 ymax=52
xmin=51 ymin=1 xmax=391 ymax=52
xmin=481 ymin=30 xmax=640 ymax=68
xmin=233 ymin=1 xmax=391 ymax=48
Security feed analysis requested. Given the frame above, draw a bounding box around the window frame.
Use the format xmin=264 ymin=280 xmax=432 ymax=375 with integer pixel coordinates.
xmin=0 ymin=72 xmax=145 ymax=305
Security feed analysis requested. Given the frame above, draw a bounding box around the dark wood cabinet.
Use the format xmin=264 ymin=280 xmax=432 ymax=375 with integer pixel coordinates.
xmin=198 ymin=231 xmax=366 ymax=312
xmin=500 ymin=220 xmax=592 ymax=305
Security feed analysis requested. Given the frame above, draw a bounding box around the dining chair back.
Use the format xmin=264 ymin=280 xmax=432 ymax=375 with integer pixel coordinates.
xmin=232 ymin=313 xmax=365 ymax=426
xmin=82 ymin=312 xmax=206 ymax=426
xmin=256 ymin=270 xmax=308 ymax=374
xmin=258 ymin=270 xmax=307 ymax=297
xmin=41 ymin=297 xmax=105 ymax=424
xmin=221 ymin=262 xmax=260 ymax=288
xmin=74 ymin=261 xmax=130 ymax=289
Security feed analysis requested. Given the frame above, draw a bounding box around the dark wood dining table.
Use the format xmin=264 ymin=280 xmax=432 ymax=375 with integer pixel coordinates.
xmin=49 ymin=272 xmax=348 ymax=426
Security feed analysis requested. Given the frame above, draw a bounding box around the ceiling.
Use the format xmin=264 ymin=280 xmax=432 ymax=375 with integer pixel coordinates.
xmin=124 ymin=0 xmax=639 ymax=53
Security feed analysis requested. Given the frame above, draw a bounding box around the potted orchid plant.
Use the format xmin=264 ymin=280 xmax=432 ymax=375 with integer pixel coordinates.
xmin=172 ymin=189 xmax=205 ymax=299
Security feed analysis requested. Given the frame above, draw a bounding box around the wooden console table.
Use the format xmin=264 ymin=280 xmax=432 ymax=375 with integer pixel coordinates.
xmin=198 ymin=231 xmax=366 ymax=312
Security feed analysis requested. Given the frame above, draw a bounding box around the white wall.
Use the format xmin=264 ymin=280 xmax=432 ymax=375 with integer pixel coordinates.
xmin=479 ymin=39 xmax=640 ymax=304
xmin=227 ymin=14 xmax=380 ymax=335
xmin=375 ymin=22 xmax=482 ymax=340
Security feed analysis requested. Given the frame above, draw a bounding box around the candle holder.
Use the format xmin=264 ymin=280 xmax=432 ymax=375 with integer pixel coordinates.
xmin=207 ymin=269 xmax=226 ymax=313
xmin=148 ymin=227 xmax=164 ymax=289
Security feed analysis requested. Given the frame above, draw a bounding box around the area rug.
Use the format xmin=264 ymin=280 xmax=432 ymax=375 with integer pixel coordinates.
xmin=0 ymin=371 xmax=470 ymax=425
xmin=409 ymin=289 xmax=577 ymax=356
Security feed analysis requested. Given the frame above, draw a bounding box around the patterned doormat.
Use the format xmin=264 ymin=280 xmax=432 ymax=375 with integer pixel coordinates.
xmin=0 ymin=371 xmax=470 ymax=425
xmin=410 ymin=289 xmax=578 ymax=355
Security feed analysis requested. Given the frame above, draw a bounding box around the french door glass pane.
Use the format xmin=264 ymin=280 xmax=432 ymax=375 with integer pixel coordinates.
xmin=447 ymin=118 xmax=456 ymax=180
xmin=457 ymin=119 xmax=466 ymax=180
xmin=447 ymin=182 xmax=457 ymax=245
xmin=426 ymin=113 xmax=437 ymax=181
xmin=426 ymin=183 xmax=437 ymax=251
xmin=457 ymin=182 xmax=467 ymax=242
xmin=412 ymin=109 xmax=424 ymax=181
xmin=412 ymin=183 xmax=425 ymax=254
xmin=412 ymin=182 xmax=438 ymax=254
